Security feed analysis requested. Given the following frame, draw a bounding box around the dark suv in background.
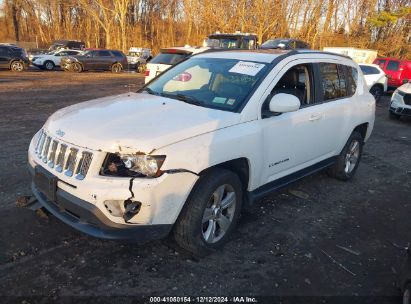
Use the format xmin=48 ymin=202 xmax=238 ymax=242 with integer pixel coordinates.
xmin=259 ymin=38 xmax=310 ymax=50
xmin=61 ymin=49 xmax=128 ymax=73
xmin=0 ymin=43 xmax=30 ymax=72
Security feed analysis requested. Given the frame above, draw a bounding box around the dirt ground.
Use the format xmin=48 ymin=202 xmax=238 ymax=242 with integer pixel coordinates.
xmin=0 ymin=69 xmax=410 ymax=303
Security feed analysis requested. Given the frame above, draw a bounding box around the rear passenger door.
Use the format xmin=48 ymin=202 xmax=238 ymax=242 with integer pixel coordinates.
xmin=94 ymin=50 xmax=113 ymax=70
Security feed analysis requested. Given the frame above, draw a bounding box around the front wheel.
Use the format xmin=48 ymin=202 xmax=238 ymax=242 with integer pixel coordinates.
xmin=327 ymin=131 xmax=363 ymax=181
xmin=370 ymin=85 xmax=383 ymax=102
xmin=403 ymin=284 xmax=411 ymax=304
xmin=44 ymin=61 xmax=55 ymax=71
xmin=10 ymin=60 xmax=25 ymax=72
xmin=173 ymin=168 xmax=243 ymax=256
xmin=389 ymin=111 xmax=401 ymax=120
xmin=71 ymin=62 xmax=83 ymax=73
xmin=111 ymin=63 xmax=123 ymax=73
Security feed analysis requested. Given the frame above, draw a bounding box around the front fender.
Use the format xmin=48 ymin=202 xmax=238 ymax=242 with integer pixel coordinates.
xmin=155 ymin=121 xmax=263 ymax=191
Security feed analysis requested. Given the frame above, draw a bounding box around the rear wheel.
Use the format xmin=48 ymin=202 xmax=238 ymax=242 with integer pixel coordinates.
xmin=389 ymin=111 xmax=401 ymax=120
xmin=44 ymin=60 xmax=55 ymax=71
xmin=370 ymin=84 xmax=383 ymax=102
xmin=71 ymin=62 xmax=82 ymax=73
xmin=173 ymin=168 xmax=243 ymax=256
xmin=111 ymin=63 xmax=123 ymax=73
xmin=327 ymin=131 xmax=363 ymax=181
xmin=10 ymin=60 xmax=24 ymax=72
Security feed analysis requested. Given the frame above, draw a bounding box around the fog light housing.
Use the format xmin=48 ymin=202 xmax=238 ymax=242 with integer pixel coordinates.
xmin=123 ymin=200 xmax=142 ymax=222
xmin=103 ymin=200 xmax=124 ymax=217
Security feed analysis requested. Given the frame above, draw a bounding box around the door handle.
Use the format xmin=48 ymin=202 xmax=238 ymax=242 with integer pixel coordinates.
xmin=309 ymin=113 xmax=323 ymax=121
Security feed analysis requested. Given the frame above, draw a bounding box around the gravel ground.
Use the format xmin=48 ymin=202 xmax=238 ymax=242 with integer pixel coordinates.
xmin=0 ymin=70 xmax=410 ymax=303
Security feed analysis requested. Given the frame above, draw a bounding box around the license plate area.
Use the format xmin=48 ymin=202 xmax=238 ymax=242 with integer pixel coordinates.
xmin=34 ymin=166 xmax=58 ymax=202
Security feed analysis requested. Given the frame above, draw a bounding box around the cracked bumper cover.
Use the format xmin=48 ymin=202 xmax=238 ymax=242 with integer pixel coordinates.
xmin=29 ymin=166 xmax=172 ymax=242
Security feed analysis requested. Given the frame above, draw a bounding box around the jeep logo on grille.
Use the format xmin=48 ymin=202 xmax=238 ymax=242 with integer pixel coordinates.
xmin=56 ymin=129 xmax=65 ymax=137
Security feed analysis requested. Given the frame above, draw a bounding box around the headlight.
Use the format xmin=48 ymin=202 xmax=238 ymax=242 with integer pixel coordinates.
xmin=120 ymin=154 xmax=166 ymax=177
xmin=102 ymin=153 xmax=166 ymax=178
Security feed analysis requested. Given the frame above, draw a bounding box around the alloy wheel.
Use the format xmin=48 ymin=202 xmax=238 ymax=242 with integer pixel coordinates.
xmin=11 ymin=61 xmax=24 ymax=72
xmin=202 ymin=184 xmax=236 ymax=244
xmin=344 ymin=140 xmax=360 ymax=174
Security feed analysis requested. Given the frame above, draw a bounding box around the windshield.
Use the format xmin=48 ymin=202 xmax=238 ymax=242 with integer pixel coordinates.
xmin=144 ymin=58 xmax=269 ymax=112
xmin=128 ymin=52 xmax=142 ymax=57
xmin=205 ymin=38 xmax=239 ymax=49
xmin=150 ymin=52 xmax=189 ymax=65
xmin=260 ymin=39 xmax=288 ymax=49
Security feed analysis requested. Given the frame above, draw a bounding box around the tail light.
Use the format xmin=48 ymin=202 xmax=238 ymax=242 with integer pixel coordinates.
xmin=145 ymin=69 xmax=150 ymax=77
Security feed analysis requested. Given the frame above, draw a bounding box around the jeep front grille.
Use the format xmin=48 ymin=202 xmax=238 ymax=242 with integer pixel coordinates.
xmin=34 ymin=130 xmax=93 ymax=180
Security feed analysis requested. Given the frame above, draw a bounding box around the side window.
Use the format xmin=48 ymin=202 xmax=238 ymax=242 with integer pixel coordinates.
xmin=375 ymin=59 xmax=386 ymax=69
xmin=68 ymin=51 xmax=79 ymax=55
xmin=360 ymin=65 xmax=380 ymax=75
xmin=346 ymin=66 xmax=358 ymax=96
xmin=97 ymin=50 xmax=111 ymax=57
xmin=289 ymin=41 xmax=297 ymax=49
xmin=386 ymin=60 xmax=400 ymax=71
xmin=0 ymin=47 xmax=6 ymax=56
xmin=319 ymin=63 xmax=348 ymax=101
xmin=271 ymin=64 xmax=314 ymax=106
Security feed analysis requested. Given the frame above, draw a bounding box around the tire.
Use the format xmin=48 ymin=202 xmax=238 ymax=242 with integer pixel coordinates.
xmin=43 ymin=60 xmax=55 ymax=71
xmin=389 ymin=111 xmax=401 ymax=120
xmin=71 ymin=62 xmax=82 ymax=73
xmin=10 ymin=60 xmax=25 ymax=72
xmin=327 ymin=131 xmax=363 ymax=181
xmin=173 ymin=168 xmax=243 ymax=256
xmin=404 ymin=284 xmax=411 ymax=304
xmin=370 ymin=85 xmax=383 ymax=102
xmin=111 ymin=63 xmax=123 ymax=73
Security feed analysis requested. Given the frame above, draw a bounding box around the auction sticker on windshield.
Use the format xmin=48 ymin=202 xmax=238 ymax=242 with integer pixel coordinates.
xmin=229 ymin=61 xmax=265 ymax=76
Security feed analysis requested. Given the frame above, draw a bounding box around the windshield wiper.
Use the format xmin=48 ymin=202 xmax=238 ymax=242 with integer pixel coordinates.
xmin=142 ymin=87 xmax=158 ymax=95
xmin=175 ymin=94 xmax=204 ymax=106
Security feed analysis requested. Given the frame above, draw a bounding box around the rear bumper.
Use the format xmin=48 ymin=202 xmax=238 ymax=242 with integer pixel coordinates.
xmin=29 ymin=166 xmax=172 ymax=242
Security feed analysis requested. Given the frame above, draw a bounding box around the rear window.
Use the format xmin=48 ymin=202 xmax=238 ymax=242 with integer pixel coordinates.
xmin=360 ymin=65 xmax=380 ymax=75
xmin=386 ymin=60 xmax=400 ymax=71
xmin=150 ymin=52 xmax=189 ymax=65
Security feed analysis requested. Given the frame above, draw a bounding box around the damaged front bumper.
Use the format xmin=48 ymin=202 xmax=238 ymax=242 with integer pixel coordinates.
xmin=29 ymin=165 xmax=172 ymax=242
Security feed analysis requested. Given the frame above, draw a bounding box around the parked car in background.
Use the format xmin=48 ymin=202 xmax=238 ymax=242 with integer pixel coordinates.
xmin=203 ymin=32 xmax=258 ymax=50
xmin=49 ymin=40 xmax=85 ymax=51
xmin=373 ymin=57 xmax=411 ymax=88
xmin=359 ymin=63 xmax=387 ymax=101
xmin=260 ymin=38 xmax=310 ymax=50
xmin=145 ymin=46 xmax=206 ymax=83
xmin=31 ymin=49 xmax=82 ymax=70
xmin=127 ymin=47 xmax=152 ymax=72
xmin=28 ymin=49 xmax=374 ymax=256
xmin=389 ymin=81 xmax=411 ymax=120
xmin=323 ymin=47 xmax=377 ymax=64
xmin=61 ymin=49 xmax=128 ymax=73
xmin=0 ymin=43 xmax=30 ymax=72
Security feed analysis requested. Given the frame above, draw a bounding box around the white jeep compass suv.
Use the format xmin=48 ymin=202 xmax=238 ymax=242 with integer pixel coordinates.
xmin=28 ymin=49 xmax=375 ymax=256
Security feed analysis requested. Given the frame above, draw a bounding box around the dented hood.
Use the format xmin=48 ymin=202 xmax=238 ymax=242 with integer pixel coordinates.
xmin=44 ymin=92 xmax=241 ymax=153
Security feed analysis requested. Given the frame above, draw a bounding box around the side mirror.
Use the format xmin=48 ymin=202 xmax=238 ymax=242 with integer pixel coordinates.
xmin=269 ymin=93 xmax=301 ymax=113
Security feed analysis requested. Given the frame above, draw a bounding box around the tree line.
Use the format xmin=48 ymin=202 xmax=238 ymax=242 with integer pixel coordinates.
xmin=0 ymin=0 xmax=410 ymax=58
